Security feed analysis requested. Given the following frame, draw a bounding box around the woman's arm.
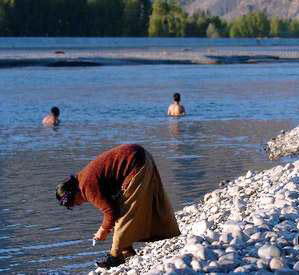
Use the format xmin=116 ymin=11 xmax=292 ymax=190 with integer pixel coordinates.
xmin=78 ymin=168 xmax=116 ymax=233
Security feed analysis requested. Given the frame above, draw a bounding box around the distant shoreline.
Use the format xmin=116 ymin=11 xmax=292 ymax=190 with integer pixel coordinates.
xmin=1 ymin=47 xmax=299 ymax=68
xmin=1 ymin=37 xmax=299 ymax=50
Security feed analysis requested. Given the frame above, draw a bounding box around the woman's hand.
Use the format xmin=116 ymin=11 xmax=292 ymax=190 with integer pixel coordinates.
xmin=93 ymin=227 xmax=110 ymax=241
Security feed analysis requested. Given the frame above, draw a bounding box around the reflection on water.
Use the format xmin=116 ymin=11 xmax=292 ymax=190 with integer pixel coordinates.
xmin=1 ymin=62 xmax=299 ymax=273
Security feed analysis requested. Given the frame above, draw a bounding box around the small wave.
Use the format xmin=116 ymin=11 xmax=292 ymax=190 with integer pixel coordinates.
xmin=0 ymin=239 xmax=84 ymax=255
xmin=22 ymin=239 xmax=84 ymax=250
xmin=47 ymin=60 xmax=101 ymax=67
xmin=0 ymin=58 xmax=101 ymax=68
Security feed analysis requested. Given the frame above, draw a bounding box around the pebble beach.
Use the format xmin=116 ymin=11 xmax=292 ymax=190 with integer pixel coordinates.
xmin=90 ymin=157 xmax=299 ymax=274
xmin=266 ymin=127 xmax=299 ymax=161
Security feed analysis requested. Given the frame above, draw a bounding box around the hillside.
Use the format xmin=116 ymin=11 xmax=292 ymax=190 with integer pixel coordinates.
xmin=181 ymin=0 xmax=299 ymax=20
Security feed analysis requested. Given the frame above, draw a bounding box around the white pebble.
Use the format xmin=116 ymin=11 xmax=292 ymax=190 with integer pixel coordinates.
xmin=270 ymin=258 xmax=285 ymax=270
xmin=190 ymin=259 xmax=201 ymax=271
xmin=127 ymin=270 xmax=138 ymax=275
xmin=192 ymin=220 xmax=209 ymax=236
xmin=258 ymin=244 xmax=281 ymax=259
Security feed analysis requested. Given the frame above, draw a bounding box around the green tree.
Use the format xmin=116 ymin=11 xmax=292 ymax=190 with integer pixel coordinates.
xmin=185 ymin=11 xmax=227 ymax=37
xmin=2 ymin=0 xmax=89 ymax=36
xmin=208 ymin=15 xmax=228 ymax=37
xmin=251 ymin=11 xmax=270 ymax=37
xmin=229 ymin=17 xmax=242 ymax=37
xmin=289 ymin=19 xmax=299 ymax=37
xmin=270 ymin=17 xmax=288 ymax=37
xmin=87 ymin=0 xmax=123 ymax=36
xmin=185 ymin=14 xmax=201 ymax=37
xmin=122 ymin=0 xmax=151 ymax=36
xmin=206 ymin=23 xmax=220 ymax=38
xmin=0 ymin=0 xmax=13 ymax=35
xmin=229 ymin=12 xmax=270 ymax=37
xmin=148 ymin=0 xmax=170 ymax=36
xmin=60 ymin=0 xmax=89 ymax=36
xmin=148 ymin=0 xmax=186 ymax=37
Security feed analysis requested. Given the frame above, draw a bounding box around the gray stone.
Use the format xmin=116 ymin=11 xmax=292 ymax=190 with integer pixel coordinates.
xmin=192 ymin=220 xmax=209 ymax=236
xmin=246 ymin=170 xmax=253 ymax=178
xmin=256 ymin=258 xmax=269 ymax=269
xmin=250 ymin=232 xmax=263 ymax=241
xmin=233 ymin=264 xmax=257 ymax=272
xmin=257 ymin=224 xmax=271 ymax=232
xmin=253 ymin=216 xmax=265 ymax=226
xmin=218 ymin=252 xmax=241 ymax=263
xmin=212 ymin=248 xmax=225 ymax=258
xmin=243 ymin=226 xmax=257 ymax=237
xmin=244 ymin=256 xmax=259 ymax=264
xmin=206 ymin=229 xmax=219 ymax=243
xmin=190 ymin=259 xmax=202 ymax=272
xmin=127 ymin=270 xmax=138 ymax=275
xmin=258 ymin=244 xmax=281 ymax=259
xmin=225 ymin=246 xmax=236 ymax=253
xmin=186 ymin=235 xmax=204 ymax=245
xmin=285 ymin=191 xmax=299 ymax=200
xmin=293 ymin=261 xmax=299 ymax=271
xmin=265 ymin=231 xmax=278 ymax=240
xmin=269 ymin=258 xmax=285 ymax=270
xmin=219 ymin=233 xmax=233 ymax=244
xmin=217 ymin=259 xmax=239 ymax=272
xmin=222 ymin=221 xmax=242 ymax=235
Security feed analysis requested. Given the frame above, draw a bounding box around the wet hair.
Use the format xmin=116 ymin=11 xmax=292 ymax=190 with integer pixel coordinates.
xmin=51 ymin=106 xmax=60 ymax=117
xmin=56 ymin=175 xmax=79 ymax=209
xmin=173 ymin=93 xmax=181 ymax=103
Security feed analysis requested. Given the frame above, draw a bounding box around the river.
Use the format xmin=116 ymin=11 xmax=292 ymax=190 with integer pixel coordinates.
xmin=1 ymin=38 xmax=299 ymax=274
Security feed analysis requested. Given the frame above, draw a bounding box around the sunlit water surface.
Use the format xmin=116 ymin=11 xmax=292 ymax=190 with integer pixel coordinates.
xmin=1 ymin=42 xmax=299 ymax=273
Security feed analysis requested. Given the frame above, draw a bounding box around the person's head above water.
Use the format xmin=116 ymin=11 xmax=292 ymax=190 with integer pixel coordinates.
xmin=43 ymin=106 xmax=60 ymax=126
xmin=173 ymin=93 xmax=181 ymax=103
xmin=168 ymin=92 xmax=185 ymax=116
xmin=56 ymin=175 xmax=82 ymax=209
xmin=51 ymin=106 xmax=60 ymax=118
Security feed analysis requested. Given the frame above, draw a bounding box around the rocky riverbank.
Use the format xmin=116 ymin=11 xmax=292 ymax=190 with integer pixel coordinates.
xmin=90 ymin=160 xmax=299 ymax=274
xmin=266 ymin=127 xmax=299 ymax=160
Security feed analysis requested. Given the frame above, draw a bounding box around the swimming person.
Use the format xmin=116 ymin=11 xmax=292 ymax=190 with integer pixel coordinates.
xmin=56 ymin=144 xmax=180 ymax=269
xmin=42 ymin=106 xmax=60 ymax=126
xmin=167 ymin=93 xmax=186 ymax=116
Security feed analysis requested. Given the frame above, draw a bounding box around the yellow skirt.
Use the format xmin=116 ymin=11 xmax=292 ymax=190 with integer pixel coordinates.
xmin=111 ymin=152 xmax=180 ymax=254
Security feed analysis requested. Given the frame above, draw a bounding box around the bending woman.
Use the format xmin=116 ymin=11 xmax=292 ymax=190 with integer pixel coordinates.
xmin=56 ymin=144 xmax=180 ymax=269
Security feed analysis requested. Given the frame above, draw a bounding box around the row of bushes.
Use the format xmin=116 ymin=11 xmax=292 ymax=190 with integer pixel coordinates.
xmin=0 ymin=0 xmax=151 ymax=36
xmin=149 ymin=1 xmax=299 ymax=38
xmin=1 ymin=0 xmax=299 ymax=37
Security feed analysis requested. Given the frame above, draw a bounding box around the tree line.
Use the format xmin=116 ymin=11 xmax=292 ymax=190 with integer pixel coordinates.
xmin=0 ymin=0 xmax=151 ymax=36
xmin=1 ymin=0 xmax=299 ymax=38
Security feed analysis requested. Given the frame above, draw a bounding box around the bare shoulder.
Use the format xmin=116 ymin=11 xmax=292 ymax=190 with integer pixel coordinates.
xmin=168 ymin=103 xmax=175 ymax=115
xmin=168 ymin=103 xmax=185 ymax=116
xmin=42 ymin=115 xmax=54 ymax=126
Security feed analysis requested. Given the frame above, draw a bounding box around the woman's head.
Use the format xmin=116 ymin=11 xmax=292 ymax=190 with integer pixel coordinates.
xmin=56 ymin=175 xmax=79 ymax=209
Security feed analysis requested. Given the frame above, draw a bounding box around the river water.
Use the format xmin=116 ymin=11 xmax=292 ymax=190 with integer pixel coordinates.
xmin=1 ymin=38 xmax=299 ymax=274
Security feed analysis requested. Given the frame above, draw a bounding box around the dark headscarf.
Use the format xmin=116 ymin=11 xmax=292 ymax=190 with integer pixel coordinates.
xmin=56 ymin=175 xmax=79 ymax=209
